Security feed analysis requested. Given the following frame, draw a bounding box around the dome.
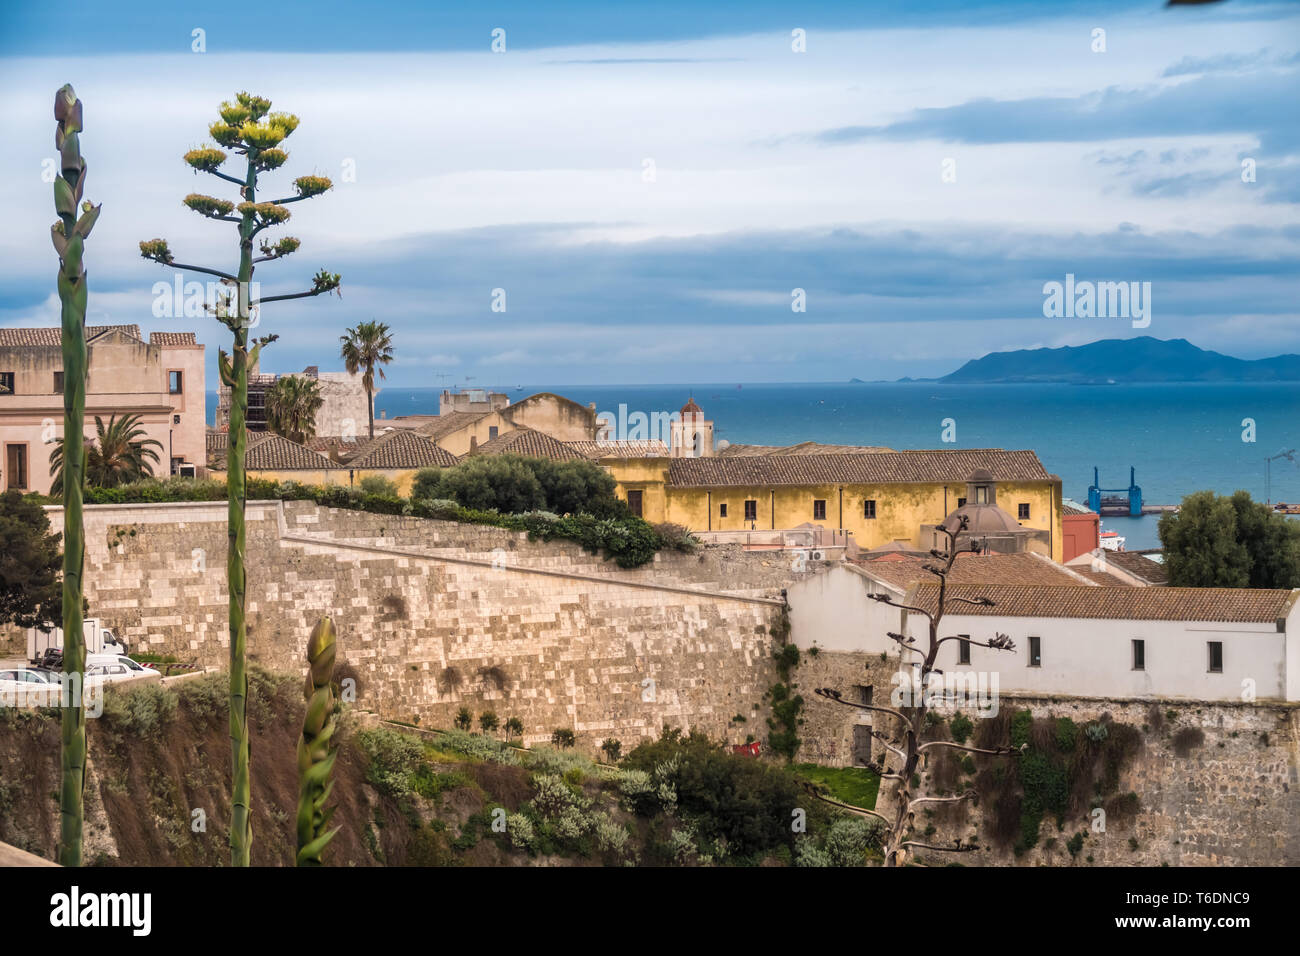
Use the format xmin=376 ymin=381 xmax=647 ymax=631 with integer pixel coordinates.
xmin=941 ymin=502 xmax=1022 ymax=534
xmin=680 ymin=397 xmax=704 ymax=418
xmin=968 ymin=468 xmax=994 ymax=482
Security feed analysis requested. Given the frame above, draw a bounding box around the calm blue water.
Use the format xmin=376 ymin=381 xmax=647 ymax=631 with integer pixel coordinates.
xmin=207 ymin=382 xmax=1300 ymax=550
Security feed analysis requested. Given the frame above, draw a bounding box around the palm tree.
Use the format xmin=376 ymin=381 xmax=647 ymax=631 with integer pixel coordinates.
xmin=339 ymin=321 xmax=393 ymax=439
xmin=266 ymin=375 xmax=324 ymax=445
xmin=50 ymin=413 xmax=163 ymax=494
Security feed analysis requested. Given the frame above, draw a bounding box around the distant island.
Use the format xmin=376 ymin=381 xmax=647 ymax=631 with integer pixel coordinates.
xmin=866 ymin=337 xmax=1300 ymax=385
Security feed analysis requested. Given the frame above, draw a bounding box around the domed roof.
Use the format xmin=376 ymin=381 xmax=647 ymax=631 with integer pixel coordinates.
xmin=941 ymin=502 xmax=1023 ymax=534
xmin=969 ymin=468 xmax=994 ymax=482
xmin=681 ymin=397 xmax=704 ymax=417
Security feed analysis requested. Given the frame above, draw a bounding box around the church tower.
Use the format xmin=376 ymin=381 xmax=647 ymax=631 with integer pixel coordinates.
xmin=670 ymin=397 xmax=715 ymax=457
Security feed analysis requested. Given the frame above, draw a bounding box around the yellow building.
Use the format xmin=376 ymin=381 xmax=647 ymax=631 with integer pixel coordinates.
xmin=607 ymin=449 xmax=1064 ymax=562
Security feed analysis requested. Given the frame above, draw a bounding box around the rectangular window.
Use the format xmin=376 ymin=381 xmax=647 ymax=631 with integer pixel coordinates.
xmin=168 ymin=370 xmax=183 ymax=394
xmin=853 ymin=684 xmax=873 ymax=706
xmin=975 ymin=486 xmax=989 ymax=505
xmin=863 ymin=499 xmax=876 ymax=519
xmin=0 ymin=372 xmax=13 ymax=394
xmin=1132 ymin=639 xmax=1145 ymax=671
xmin=956 ymin=497 xmax=967 ymax=508
xmin=488 ymin=425 xmax=499 ymax=439
xmin=743 ymin=500 xmax=757 ymax=522
xmin=1208 ymin=641 xmax=1223 ymax=674
xmin=958 ymin=636 xmax=971 ymax=665
xmin=813 ymin=499 xmax=827 ymax=520
xmin=1028 ymin=635 xmax=1041 ymax=667
xmin=53 ymin=371 xmax=64 ymax=394
xmin=719 ymin=503 xmax=727 ymax=518
xmin=5 ymin=444 xmax=28 ymax=490
xmin=626 ymin=490 xmax=643 ymax=518
xmin=1018 ymin=503 xmax=1030 ymax=520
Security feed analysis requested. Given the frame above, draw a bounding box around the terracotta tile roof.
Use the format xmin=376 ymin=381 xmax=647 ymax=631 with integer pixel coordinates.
xmin=1074 ymin=570 xmax=1135 ymax=587
xmin=471 ymin=427 xmax=586 ymax=461
xmin=242 ymin=433 xmax=342 ymax=471
xmin=855 ymin=552 xmax=1090 ymax=591
xmin=149 ymin=332 xmax=198 ymax=346
xmin=668 ymin=449 xmax=1051 ymax=487
xmin=568 ymin=440 xmax=670 ymax=459
xmin=1102 ymin=550 xmax=1169 ymax=585
xmin=906 ymin=583 xmax=1297 ymax=624
xmin=0 ymin=325 xmax=142 ymax=347
xmin=719 ymin=441 xmax=894 ymax=457
xmin=304 ymin=436 xmax=363 ymax=462
xmin=349 ymin=429 xmax=457 ymax=469
xmin=414 ymin=411 xmax=492 ymax=441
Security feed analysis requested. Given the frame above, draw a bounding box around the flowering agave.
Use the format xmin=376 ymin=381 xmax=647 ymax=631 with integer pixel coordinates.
xmin=138 ymin=91 xmax=341 ymax=867
xmin=297 ymin=617 xmax=341 ymax=866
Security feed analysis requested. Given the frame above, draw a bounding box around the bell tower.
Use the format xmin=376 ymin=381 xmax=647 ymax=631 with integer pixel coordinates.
xmin=670 ymin=397 xmax=715 ymax=457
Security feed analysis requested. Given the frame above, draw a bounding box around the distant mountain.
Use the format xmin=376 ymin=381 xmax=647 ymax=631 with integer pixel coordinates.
xmin=935 ymin=337 xmax=1300 ymax=384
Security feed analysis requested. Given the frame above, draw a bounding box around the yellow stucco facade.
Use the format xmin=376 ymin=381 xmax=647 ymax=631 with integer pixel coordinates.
xmin=607 ymin=458 xmax=1063 ymax=562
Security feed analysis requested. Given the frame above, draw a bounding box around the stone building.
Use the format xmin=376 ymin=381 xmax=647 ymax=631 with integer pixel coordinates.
xmin=0 ymin=325 xmax=205 ymax=493
xmin=217 ymin=364 xmax=373 ymax=440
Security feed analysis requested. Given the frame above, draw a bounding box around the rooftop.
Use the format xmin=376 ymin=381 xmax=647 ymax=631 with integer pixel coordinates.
xmin=718 ymin=441 xmax=894 ymax=457
xmin=349 ymin=429 xmax=458 ymax=469
xmin=907 ymin=583 xmax=1297 ymax=624
xmin=568 ymin=439 xmax=670 ymax=459
xmin=471 ymin=427 xmax=585 ymax=461
xmin=667 ymin=449 xmax=1051 ymax=487
xmin=854 ymin=552 xmax=1090 ymax=591
xmin=414 ymin=410 xmax=492 ymax=441
xmin=1101 ymin=550 xmax=1170 ymax=585
xmin=0 ymin=325 xmax=143 ymax=347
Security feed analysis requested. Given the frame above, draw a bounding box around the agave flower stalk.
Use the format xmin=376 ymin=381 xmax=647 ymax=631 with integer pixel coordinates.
xmin=139 ymin=92 xmax=341 ymax=866
xmin=51 ymin=84 xmax=100 ymax=869
xmin=297 ymin=617 xmax=341 ymax=866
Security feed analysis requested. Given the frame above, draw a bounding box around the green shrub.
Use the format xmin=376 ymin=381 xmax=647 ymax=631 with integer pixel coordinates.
xmin=824 ymin=816 xmax=882 ymax=866
xmin=99 ymin=682 xmax=178 ymax=739
xmin=357 ymin=728 xmax=425 ymax=797
xmin=551 ymin=728 xmax=576 ymax=749
xmin=359 ymin=474 xmax=399 ymax=497
xmin=949 ymin=713 xmax=974 ymax=745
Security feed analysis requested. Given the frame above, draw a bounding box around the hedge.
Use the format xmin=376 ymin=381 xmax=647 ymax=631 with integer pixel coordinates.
xmin=32 ymin=477 xmax=695 ymax=568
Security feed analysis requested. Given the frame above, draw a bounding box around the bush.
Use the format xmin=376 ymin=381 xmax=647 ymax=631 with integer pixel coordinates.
xmin=949 ymin=713 xmax=974 ymax=745
xmin=824 ymin=816 xmax=882 ymax=866
xmin=551 ymin=728 xmax=576 ymax=749
xmin=99 ymin=682 xmax=178 ymax=739
xmin=506 ymin=813 xmax=535 ymax=850
xmin=651 ymin=522 xmax=699 ymax=554
xmin=357 ymin=728 xmax=425 ymax=797
xmin=359 ymin=474 xmax=399 ymax=497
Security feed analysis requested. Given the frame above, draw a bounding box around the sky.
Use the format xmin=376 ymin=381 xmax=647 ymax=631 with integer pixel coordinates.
xmin=0 ymin=0 xmax=1297 ymax=386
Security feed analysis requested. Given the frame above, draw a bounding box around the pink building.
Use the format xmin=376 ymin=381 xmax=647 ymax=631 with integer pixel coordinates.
xmin=0 ymin=325 xmax=205 ymax=495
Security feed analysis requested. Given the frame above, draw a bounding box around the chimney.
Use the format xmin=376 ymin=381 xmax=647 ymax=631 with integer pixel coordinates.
xmin=469 ymin=436 xmax=478 ymax=454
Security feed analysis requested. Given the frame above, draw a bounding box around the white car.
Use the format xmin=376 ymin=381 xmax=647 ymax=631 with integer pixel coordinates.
xmin=85 ymin=655 xmax=162 ymax=685
xmin=0 ymin=668 xmax=63 ymax=705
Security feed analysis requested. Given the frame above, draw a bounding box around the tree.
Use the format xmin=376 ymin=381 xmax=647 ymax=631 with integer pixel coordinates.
xmin=51 ymin=84 xmax=99 ymax=868
xmin=139 ymin=91 xmax=341 ymax=866
xmin=504 ymin=716 xmax=524 ymax=740
xmin=1160 ymin=490 xmax=1300 ymax=588
xmin=810 ymin=516 xmax=1020 ymax=867
xmin=454 ymin=707 xmax=472 ymax=731
xmin=478 ymin=711 xmax=499 ymax=735
xmin=266 ymin=374 xmax=324 ymax=445
xmin=0 ymin=490 xmax=64 ymax=629
xmin=339 ymin=321 xmax=393 ymax=440
xmin=50 ymin=413 xmax=164 ymax=493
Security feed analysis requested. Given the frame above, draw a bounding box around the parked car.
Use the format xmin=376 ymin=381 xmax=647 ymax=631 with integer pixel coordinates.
xmin=85 ymin=655 xmax=162 ymax=686
xmin=0 ymin=667 xmax=62 ymax=704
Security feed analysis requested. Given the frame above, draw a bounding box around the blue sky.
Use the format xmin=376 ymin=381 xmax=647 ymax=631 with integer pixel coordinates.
xmin=0 ymin=0 xmax=1297 ymax=385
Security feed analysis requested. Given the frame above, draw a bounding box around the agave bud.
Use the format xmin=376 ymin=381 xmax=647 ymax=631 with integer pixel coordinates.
xmin=307 ymin=617 xmax=337 ymax=687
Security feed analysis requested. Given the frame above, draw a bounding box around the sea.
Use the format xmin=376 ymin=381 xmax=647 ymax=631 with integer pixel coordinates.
xmin=207 ymin=382 xmax=1300 ymax=551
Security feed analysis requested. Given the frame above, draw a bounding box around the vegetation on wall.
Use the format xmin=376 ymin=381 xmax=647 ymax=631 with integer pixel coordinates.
xmin=971 ymin=708 xmax=1142 ymax=856
xmin=36 ymin=474 xmax=695 ymax=568
xmin=766 ymin=629 xmax=803 ymax=761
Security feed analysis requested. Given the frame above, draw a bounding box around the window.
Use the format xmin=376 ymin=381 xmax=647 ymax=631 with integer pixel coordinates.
xmin=171 ymin=457 xmax=185 ymax=476
xmin=853 ymin=684 xmax=873 ymax=706
xmin=1132 ymin=639 xmax=1145 ymax=671
xmin=488 ymin=425 xmax=499 ymax=439
xmin=958 ymin=636 xmax=971 ymax=665
xmin=5 ymin=445 xmax=27 ymax=490
xmin=1028 ymin=635 xmax=1041 ymax=667
xmin=719 ymin=503 xmax=727 ymax=518
xmin=0 ymin=371 xmax=13 ymax=394
xmin=1207 ymin=641 xmax=1223 ymax=673
xmin=53 ymin=371 xmax=64 ymax=394
xmin=168 ymin=370 xmax=183 ymax=394
xmin=744 ymin=499 xmax=757 ymax=522
xmin=1018 ymin=503 xmax=1030 ymax=520
xmin=864 ymin=499 xmax=876 ymax=519
xmin=956 ymin=497 xmax=967 ymax=508
xmin=626 ymin=490 xmax=643 ymax=517
xmin=974 ymin=486 xmax=989 ymax=504
xmin=813 ymin=499 xmax=827 ymax=520
xmin=173 ymin=414 xmax=181 ymax=425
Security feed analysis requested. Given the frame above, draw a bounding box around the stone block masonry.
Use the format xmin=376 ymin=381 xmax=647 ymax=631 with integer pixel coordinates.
xmin=8 ymin=501 xmax=825 ymax=750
